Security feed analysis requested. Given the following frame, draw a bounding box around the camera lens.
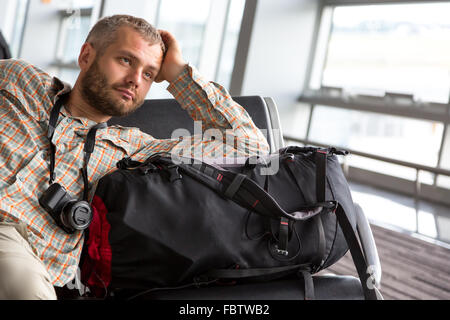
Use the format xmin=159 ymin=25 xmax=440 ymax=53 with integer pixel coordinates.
xmin=61 ymin=201 xmax=92 ymax=232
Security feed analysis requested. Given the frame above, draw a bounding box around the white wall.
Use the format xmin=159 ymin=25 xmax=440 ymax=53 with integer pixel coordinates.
xmin=240 ymin=0 xmax=319 ymax=105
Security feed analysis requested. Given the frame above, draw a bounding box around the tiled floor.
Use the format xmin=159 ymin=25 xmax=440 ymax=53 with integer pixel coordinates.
xmin=322 ymin=223 xmax=450 ymax=300
xmin=322 ymin=181 xmax=450 ymax=299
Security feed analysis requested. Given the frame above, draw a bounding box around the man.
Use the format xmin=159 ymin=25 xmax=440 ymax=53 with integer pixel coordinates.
xmin=0 ymin=15 xmax=269 ymax=299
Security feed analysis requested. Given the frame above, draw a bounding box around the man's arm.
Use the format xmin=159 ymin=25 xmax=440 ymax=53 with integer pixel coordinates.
xmin=138 ymin=30 xmax=270 ymax=159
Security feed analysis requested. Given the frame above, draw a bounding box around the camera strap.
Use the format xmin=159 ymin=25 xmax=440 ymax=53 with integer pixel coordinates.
xmin=47 ymin=93 xmax=107 ymax=201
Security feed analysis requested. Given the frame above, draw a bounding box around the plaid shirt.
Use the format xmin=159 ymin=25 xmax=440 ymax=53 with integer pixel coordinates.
xmin=0 ymin=59 xmax=269 ymax=286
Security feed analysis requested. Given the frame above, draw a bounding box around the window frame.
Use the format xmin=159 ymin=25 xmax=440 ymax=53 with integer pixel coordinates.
xmin=293 ymin=0 xmax=450 ymax=207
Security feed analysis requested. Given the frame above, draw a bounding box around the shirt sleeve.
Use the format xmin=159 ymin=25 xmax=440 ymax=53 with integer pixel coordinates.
xmin=0 ymin=59 xmax=54 ymax=122
xmin=131 ymin=65 xmax=270 ymax=161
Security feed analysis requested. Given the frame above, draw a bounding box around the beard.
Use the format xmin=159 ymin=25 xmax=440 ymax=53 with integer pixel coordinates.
xmin=80 ymin=59 xmax=145 ymax=117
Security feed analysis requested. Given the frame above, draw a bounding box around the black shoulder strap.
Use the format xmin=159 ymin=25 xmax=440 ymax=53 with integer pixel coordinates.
xmin=313 ymin=151 xmax=327 ymax=271
xmin=47 ymin=93 xmax=107 ymax=200
xmin=334 ymin=203 xmax=378 ymax=300
xmin=81 ymin=122 xmax=108 ymax=201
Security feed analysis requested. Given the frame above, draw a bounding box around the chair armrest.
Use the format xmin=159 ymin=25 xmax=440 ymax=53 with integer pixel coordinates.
xmin=263 ymin=97 xmax=285 ymax=150
xmin=354 ymin=203 xmax=382 ymax=288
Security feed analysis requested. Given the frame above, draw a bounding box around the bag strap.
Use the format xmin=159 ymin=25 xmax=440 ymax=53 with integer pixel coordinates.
xmin=284 ymin=150 xmax=327 ymax=272
xmin=334 ymin=203 xmax=378 ymax=300
xmin=300 ymin=270 xmax=315 ymax=300
xmin=284 ymin=149 xmax=377 ymax=299
xmin=176 ymin=159 xmax=336 ymax=222
xmin=198 ymin=264 xmax=315 ymax=301
xmin=197 ymin=263 xmax=311 ymax=281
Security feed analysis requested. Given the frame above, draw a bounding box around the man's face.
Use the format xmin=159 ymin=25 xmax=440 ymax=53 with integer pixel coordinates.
xmin=80 ymin=27 xmax=163 ymax=117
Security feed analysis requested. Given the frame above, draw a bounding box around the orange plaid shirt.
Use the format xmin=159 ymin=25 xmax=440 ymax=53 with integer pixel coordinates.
xmin=0 ymin=59 xmax=269 ymax=286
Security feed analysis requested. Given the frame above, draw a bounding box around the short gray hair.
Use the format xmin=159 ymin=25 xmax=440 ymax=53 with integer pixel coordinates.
xmin=85 ymin=15 xmax=165 ymax=56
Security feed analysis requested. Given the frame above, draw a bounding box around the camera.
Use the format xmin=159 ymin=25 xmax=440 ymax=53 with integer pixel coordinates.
xmin=39 ymin=183 xmax=92 ymax=234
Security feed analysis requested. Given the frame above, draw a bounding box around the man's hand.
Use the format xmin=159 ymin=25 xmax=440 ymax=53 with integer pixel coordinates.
xmin=155 ymin=30 xmax=188 ymax=83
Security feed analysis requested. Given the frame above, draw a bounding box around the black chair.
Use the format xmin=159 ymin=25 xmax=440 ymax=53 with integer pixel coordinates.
xmin=105 ymin=96 xmax=382 ymax=300
xmin=0 ymin=31 xmax=12 ymax=60
xmin=109 ymin=96 xmax=283 ymax=153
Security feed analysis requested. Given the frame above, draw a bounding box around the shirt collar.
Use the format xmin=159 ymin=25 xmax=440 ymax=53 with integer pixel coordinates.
xmin=51 ymin=76 xmax=71 ymax=104
xmin=51 ymin=76 xmax=104 ymax=128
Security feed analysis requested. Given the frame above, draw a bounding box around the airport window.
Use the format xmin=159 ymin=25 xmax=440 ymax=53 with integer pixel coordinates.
xmin=318 ymin=3 xmax=450 ymax=103
xmin=309 ymin=106 xmax=444 ymax=167
xmin=297 ymin=1 xmax=450 ymax=202
xmin=157 ymin=0 xmax=211 ymax=68
xmin=54 ymin=9 xmax=93 ymax=84
xmin=4 ymin=0 xmax=29 ymax=58
xmin=215 ymin=0 xmax=246 ymax=88
xmin=53 ymin=0 xmax=101 ymax=85
xmin=56 ymin=9 xmax=93 ymax=64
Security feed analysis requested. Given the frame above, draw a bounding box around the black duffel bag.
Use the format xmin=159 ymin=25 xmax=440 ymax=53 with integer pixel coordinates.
xmin=81 ymin=146 xmax=378 ymax=300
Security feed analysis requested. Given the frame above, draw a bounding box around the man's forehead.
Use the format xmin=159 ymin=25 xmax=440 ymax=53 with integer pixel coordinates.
xmin=114 ymin=26 xmax=158 ymax=47
xmin=109 ymin=28 xmax=163 ymax=65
